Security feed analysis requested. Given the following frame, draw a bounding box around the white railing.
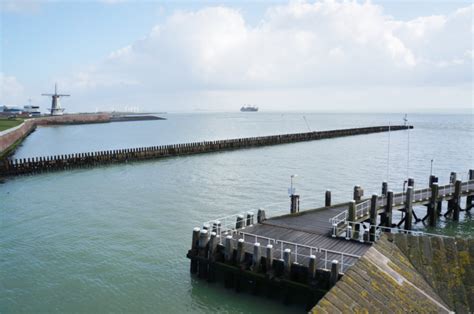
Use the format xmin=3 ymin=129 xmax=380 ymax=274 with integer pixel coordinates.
xmin=329 ymin=210 xmax=347 ymax=226
xmin=236 ymin=231 xmax=360 ymax=273
xmin=414 ymin=187 xmax=431 ymax=202
xmin=355 ymin=199 xmax=370 ymax=218
xmin=334 ymin=221 xmax=455 ymax=243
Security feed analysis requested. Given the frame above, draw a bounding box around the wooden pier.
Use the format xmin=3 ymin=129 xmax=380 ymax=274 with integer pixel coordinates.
xmin=0 ymin=125 xmax=410 ymax=176
xmin=186 ymin=170 xmax=474 ymax=310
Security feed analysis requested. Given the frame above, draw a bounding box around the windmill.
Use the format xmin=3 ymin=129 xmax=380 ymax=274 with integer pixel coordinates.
xmin=42 ymin=83 xmax=70 ymax=116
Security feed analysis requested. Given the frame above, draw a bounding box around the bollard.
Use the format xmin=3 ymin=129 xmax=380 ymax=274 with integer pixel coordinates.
xmin=198 ymin=230 xmax=209 ymax=254
xmin=191 ymin=227 xmax=201 ymax=251
xmin=329 ymin=260 xmax=340 ymax=287
xmin=266 ymin=244 xmax=273 ymax=270
xmin=225 ymin=235 xmax=233 ymax=262
xmin=385 ymin=191 xmax=393 ymax=227
xmin=208 ymin=232 xmax=218 ymax=259
xmin=325 ymin=190 xmax=331 ymax=207
xmin=252 ymin=243 xmax=261 ymax=270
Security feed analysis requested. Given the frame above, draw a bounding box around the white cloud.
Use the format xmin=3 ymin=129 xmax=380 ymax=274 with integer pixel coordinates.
xmin=63 ymin=1 xmax=472 ymax=112
xmin=0 ymin=73 xmax=25 ymax=106
xmin=0 ymin=0 xmax=40 ymax=13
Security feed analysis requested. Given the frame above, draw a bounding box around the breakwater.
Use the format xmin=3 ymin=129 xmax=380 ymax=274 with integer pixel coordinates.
xmin=0 ymin=125 xmax=411 ymax=176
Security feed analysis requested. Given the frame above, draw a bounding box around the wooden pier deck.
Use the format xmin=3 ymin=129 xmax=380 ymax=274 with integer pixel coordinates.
xmin=187 ymin=170 xmax=474 ymax=310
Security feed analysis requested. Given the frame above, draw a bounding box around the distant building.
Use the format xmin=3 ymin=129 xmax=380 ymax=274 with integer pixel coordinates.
xmin=23 ymin=105 xmax=41 ymax=117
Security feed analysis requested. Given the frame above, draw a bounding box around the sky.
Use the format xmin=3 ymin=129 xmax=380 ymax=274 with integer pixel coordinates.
xmin=0 ymin=0 xmax=472 ymax=113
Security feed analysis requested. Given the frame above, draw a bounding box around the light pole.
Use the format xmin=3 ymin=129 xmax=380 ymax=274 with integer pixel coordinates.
xmin=430 ymin=159 xmax=434 ymax=176
xmin=405 ymin=114 xmax=410 ymax=180
xmin=289 ymin=174 xmax=298 ymax=196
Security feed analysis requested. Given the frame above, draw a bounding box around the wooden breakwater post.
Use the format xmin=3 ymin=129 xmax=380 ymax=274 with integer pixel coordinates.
xmin=1 ymin=125 xmax=412 ymax=176
xmin=187 ymin=231 xmax=343 ymax=310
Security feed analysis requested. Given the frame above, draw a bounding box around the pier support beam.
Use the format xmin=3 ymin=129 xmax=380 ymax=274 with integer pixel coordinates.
xmin=404 ymin=187 xmax=413 ymax=231
xmin=325 ymin=190 xmax=331 ymax=207
xmin=428 ymin=183 xmax=439 ymax=227
xmin=369 ymin=194 xmax=377 ymax=242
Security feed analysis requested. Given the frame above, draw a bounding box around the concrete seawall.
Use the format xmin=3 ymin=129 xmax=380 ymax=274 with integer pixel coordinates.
xmin=0 ymin=120 xmax=36 ymax=158
xmin=0 ymin=125 xmax=412 ymax=176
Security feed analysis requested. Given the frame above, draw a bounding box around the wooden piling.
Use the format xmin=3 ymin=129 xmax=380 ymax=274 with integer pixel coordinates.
xmin=257 ymin=209 xmax=266 ymax=223
xmin=225 ymin=235 xmax=233 ymax=262
xmin=453 ymin=180 xmax=462 ymax=221
xmin=290 ymin=195 xmax=300 ymax=214
xmin=467 ymin=170 xmax=474 ymax=210
xmin=252 ymin=242 xmax=261 ymax=270
xmin=384 ymin=191 xmax=393 ymax=227
xmin=236 ymin=215 xmax=244 ymax=229
xmin=353 ymin=185 xmax=363 ymax=202
xmin=369 ymin=194 xmax=377 ymax=242
xmin=190 ymin=227 xmax=200 ymax=274
xmin=329 ymin=260 xmax=340 ymax=287
xmin=325 ymin=190 xmax=331 ymax=207
xmin=283 ymin=249 xmax=292 ymax=274
xmin=308 ymin=255 xmax=317 ymax=279
xmin=236 ymin=239 xmax=245 ymax=264
xmin=404 ymin=187 xmax=413 ymax=230
xmin=428 ymin=183 xmax=439 ymax=227
xmin=266 ymin=244 xmax=273 ymax=270
xmin=381 ymin=181 xmax=388 ymax=196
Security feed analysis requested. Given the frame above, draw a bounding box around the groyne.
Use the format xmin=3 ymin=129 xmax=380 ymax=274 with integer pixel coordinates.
xmin=0 ymin=125 xmax=411 ymax=176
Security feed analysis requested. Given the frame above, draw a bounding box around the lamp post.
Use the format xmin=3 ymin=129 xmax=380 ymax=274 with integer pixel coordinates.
xmin=289 ymin=174 xmax=298 ymax=196
xmin=430 ymin=159 xmax=434 ymax=176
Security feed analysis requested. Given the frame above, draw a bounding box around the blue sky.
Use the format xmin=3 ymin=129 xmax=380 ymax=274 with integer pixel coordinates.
xmin=1 ymin=0 xmax=472 ymax=113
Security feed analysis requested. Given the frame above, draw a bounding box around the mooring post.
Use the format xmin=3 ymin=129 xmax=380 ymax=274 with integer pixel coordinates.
xmin=225 ymin=235 xmax=233 ymax=262
xmin=381 ymin=181 xmax=388 ymax=196
xmin=290 ymin=195 xmax=300 ymax=214
xmin=408 ymin=177 xmax=414 ymax=188
xmin=428 ymin=183 xmax=439 ymax=227
xmin=353 ymin=185 xmax=363 ymax=202
xmin=308 ymin=255 xmax=317 ymax=280
xmin=467 ymin=170 xmax=474 ymax=210
xmin=385 ymin=191 xmax=393 ymax=227
xmin=190 ymin=227 xmax=200 ymax=274
xmin=404 ymin=187 xmax=413 ymax=230
xmin=266 ymin=244 xmax=273 ymax=271
xmin=235 ymin=215 xmax=244 ymax=229
xmin=236 ymin=239 xmax=245 ymax=264
xmin=325 ymin=190 xmax=331 ymax=207
xmin=450 ymin=172 xmax=457 ymax=184
xmin=257 ymin=208 xmax=266 ymax=223
xmin=453 ymin=180 xmax=462 ymax=221
xmin=246 ymin=211 xmax=254 ymax=226
xmin=369 ymin=194 xmax=377 ymax=242
xmin=329 ymin=260 xmax=340 ymax=287
xmin=198 ymin=229 xmax=210 ymax=278
xmin=283 ymin=249 xmax=291 ymax=274
xmin=252 ymin=243 xmax=261 ymax=270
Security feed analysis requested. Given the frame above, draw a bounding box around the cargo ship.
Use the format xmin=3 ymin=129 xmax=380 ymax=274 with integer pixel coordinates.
xmin=240 ymin=105 xmax=258 ymax=112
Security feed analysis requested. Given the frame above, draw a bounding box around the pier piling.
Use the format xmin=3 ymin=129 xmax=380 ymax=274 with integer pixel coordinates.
xmin=404 ymin=187 xmax=414 ymax=230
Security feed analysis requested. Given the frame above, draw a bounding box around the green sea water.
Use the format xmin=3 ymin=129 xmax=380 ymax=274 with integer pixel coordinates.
xmin=1 ymin=113 xmax=472 ymax=312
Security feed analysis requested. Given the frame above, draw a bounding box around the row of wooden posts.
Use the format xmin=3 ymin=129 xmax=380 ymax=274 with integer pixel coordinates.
xmin=187 ymin=226 xmax=340 ymax=309
xmin=323 ymin=170 xmax=474 ymax=242
xmin=0 ymin=125 xmax=411 ymax=176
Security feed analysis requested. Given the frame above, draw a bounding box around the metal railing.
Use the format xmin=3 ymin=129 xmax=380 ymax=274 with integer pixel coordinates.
xmin=235 ymin=231 xmax=360 ymax=273
xmin=355 ymin=199 xmax=371 ymax=218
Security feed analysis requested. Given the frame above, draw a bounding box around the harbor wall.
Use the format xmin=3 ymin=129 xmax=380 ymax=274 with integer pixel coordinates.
xmin=0 ymin=120 xmax=36 ymax=158
xmin=0 ymin=125 xmax=412 ymax=176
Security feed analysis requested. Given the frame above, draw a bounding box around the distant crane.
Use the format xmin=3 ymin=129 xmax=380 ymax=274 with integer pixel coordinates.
xmin=42 ymin=83 xmax=70 ymax=116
